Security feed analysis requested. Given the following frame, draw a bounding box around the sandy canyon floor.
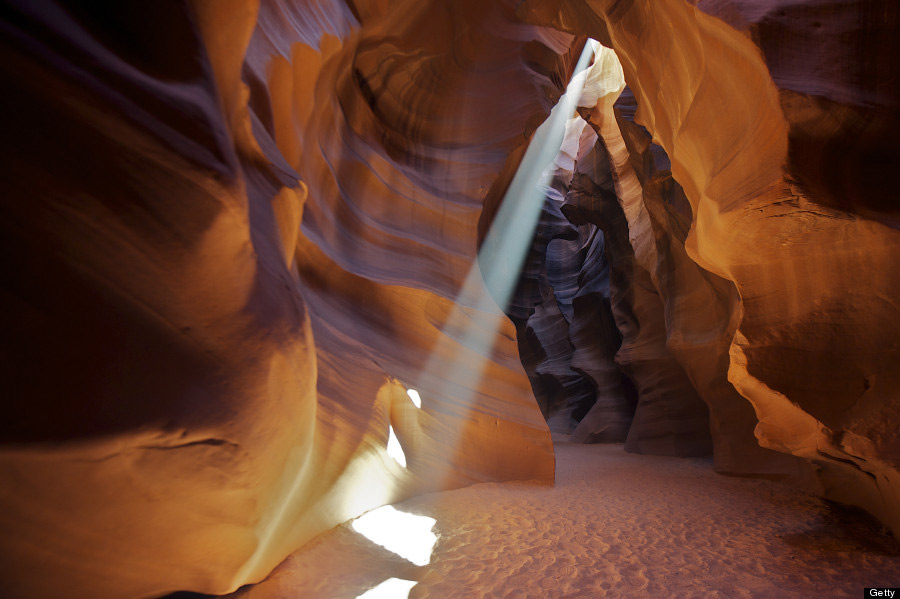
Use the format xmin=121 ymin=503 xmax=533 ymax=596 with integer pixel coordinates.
xmin=225 ymin=444 xmax=899 ymax=599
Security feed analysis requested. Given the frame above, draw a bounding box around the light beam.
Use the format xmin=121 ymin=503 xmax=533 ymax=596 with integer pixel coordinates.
xmin=407 ymin=41 xmax=600 ymax=487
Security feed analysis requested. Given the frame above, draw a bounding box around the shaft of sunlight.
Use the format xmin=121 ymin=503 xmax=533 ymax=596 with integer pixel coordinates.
xmin=477 ymin=39 xmax=597 ymax=313
xmin=405 ymin=42 xmax=598 ymax=484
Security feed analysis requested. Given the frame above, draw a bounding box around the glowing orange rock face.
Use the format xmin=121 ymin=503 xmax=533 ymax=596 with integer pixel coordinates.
xmin=517 ymin=0 xmax=900 ymax=536
xmin=0 ymin=1 xmax=571 ymax=597
xmin=1 ymin=0 xmax=898 ymax=596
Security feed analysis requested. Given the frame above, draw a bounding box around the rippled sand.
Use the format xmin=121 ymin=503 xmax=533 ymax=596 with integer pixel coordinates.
xmin=228 ymin=443 xmax=899 ymax=598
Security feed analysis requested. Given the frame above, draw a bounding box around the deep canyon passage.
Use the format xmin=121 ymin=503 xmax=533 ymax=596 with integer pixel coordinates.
xmin=0 ymin=1 xmax=898 ymax=598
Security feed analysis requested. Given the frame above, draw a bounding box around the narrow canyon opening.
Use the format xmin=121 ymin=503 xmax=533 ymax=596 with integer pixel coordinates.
xmin=1 ymin=1 xmax=898 ymax=598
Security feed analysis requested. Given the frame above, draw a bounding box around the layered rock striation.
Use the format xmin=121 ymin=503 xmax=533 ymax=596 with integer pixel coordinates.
xmin=0 ymin=1 xmax=898 ymax=597
xmin=517 ymin=0 xmax=900 ymax=535
xmin=0 ymin=1 xmax=577 ymax=597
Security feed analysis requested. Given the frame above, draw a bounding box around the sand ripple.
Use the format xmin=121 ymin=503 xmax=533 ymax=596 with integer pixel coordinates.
xmin=229 ymin=444 xmax=898 ymax=598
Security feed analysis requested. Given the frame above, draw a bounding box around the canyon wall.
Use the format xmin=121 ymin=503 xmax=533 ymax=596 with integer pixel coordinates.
xmin=0 ymin=0 xmax=898 ymax=597
xmin=0 ymin=1 xmax=575 ymax=597
xmin=517 ymin=0 xmax=900 ymax=535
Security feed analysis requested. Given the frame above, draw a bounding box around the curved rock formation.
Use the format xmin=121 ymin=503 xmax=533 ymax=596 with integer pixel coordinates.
xmin=0 ymin=1 xmax=575 ymax=597
xmin=518 ymin=0 xmax=900 ymax=534
xmin=506 ymin=109 xmax=641 ymax=442
xmin=562 ymin=121 xmax=713 ymax=457
xmin=1 ymin=1 xmax=898 ymax=597
xmin=611 ymin=91 xmax=815 ymax=483
xmin=510 ymin=181 xmax=600 ymax=435
xmin=567 ymin=228 xmax=638 ymax=444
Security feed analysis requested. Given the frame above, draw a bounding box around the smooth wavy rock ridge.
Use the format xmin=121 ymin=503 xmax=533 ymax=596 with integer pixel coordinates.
xmin=0 ymin=0 xmax=898 ymax=597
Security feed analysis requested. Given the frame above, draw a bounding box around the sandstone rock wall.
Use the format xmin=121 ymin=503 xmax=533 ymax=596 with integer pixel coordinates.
xmin=517 ymin=0 xmax=900 ymax=535
xmin=0 ymin=1 xmax=575 ymax=597
xmin=560 ymin=121 xmax=713 ymax=457
xmin=1 ymin=1 xmax=898 ymax=596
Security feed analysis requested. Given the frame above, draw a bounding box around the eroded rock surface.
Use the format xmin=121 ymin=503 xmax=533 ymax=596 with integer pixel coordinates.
xmin=1 ymin=0 xmax=898 ymax=597
xmin=518 ymin=0 xmax=900 ymax=535
xmin=0 ymin=1 xmax=573 ymax=597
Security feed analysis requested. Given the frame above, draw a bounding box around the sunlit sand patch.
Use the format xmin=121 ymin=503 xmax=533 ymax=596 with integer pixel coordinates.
xmin=230 ymin=444 xmax=900 ymax=599
xmin=351 ymin=505 xmax=438 ymax=567
xmin=355 ymin=577 xmax=417 ymax=599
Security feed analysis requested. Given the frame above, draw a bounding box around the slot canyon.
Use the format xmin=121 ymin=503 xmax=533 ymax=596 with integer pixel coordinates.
xmin=1 ymin=0 xmax=898 ymax=597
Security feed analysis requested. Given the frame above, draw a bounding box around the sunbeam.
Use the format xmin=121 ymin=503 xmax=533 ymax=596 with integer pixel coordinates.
xmin=406 ymin=40 xmax=600 ymax=487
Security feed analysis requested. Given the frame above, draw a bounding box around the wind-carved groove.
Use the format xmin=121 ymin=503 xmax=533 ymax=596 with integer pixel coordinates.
xmin=137 ymin=438 xmax=240 ymax=451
